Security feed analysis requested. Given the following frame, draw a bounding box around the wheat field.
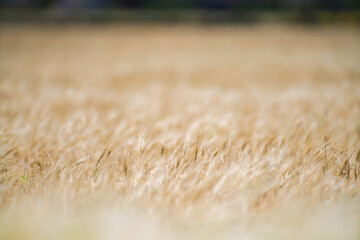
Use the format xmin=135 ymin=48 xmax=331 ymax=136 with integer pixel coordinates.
xmin=0 ymin=24 xmax=360 ymax=240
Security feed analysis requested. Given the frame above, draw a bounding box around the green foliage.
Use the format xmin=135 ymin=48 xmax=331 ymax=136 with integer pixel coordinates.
xmin=21 ymin=175 xmax=27 ymax=183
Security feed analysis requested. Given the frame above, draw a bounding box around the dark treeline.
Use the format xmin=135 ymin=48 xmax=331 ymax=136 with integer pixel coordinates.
xmin=1 ymin=0 xmax=359 ymax=10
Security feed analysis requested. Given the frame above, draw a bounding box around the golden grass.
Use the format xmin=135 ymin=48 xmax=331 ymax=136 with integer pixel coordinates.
xmin=0 ymin=24 xmax=360 ymax=239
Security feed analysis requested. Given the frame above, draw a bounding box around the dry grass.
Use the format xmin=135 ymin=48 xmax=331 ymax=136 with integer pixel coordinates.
xmin=0 ymin=24 xmax=360 ymax=240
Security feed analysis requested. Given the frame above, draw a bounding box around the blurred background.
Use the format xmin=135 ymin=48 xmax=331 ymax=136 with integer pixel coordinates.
xmin=1 ymin=0 xmax=359 ymax=24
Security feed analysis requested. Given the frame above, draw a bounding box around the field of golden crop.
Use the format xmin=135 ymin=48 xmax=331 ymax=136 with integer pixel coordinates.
xmin=0 ymin=24 xmax=360 ymax=240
